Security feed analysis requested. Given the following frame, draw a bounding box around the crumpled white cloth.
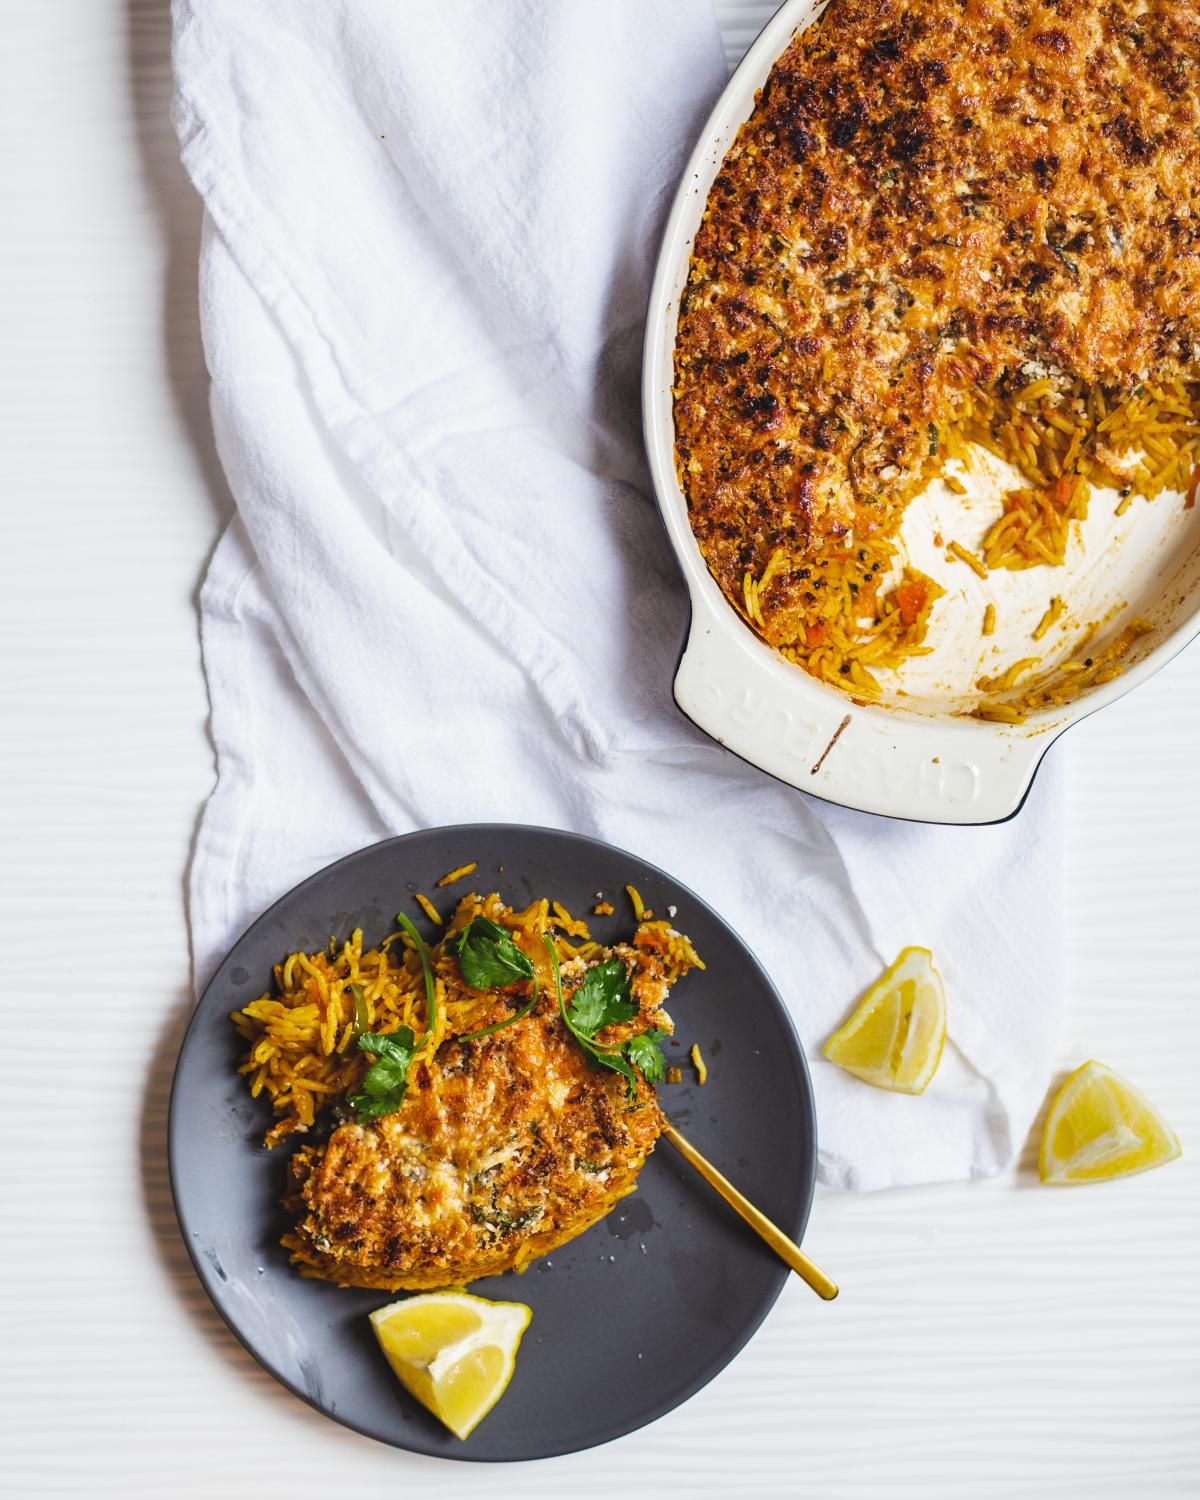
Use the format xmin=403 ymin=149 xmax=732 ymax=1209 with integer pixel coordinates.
xmin=174 ymin=0 xmax=1063 ymax=1190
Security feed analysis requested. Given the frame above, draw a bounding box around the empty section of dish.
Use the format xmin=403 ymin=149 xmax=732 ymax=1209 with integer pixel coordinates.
xmin=862 ymin=454 xmax=1200 ymax=719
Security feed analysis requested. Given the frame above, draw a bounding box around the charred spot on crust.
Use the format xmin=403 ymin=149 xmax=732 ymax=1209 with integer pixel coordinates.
xmin=831 ymin=105 xmax=864 ymax=148
xmin=1104 ymin=113 xmax=1154 ymax=162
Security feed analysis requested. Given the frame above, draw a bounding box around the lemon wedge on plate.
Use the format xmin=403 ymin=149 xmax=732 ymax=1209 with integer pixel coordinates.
xmin=370 ymin=1290 xmax=531 ymax=1439
xmin=822 ymin=946 xmax=946 ymax=1094
xmin=1039 ymin=1060 xmax=1181 ymax=1185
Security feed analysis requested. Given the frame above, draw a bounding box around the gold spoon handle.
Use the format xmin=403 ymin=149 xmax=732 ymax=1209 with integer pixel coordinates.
xmin=661 ymin=1122 xmax=838 ymax=1301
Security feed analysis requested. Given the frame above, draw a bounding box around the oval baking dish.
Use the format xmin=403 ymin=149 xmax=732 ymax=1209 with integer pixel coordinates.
xmin=642 ymin=0 xmax=1200 ymax=825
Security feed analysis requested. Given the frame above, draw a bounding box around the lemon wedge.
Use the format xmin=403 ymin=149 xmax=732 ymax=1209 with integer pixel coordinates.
xmin=370 ymin=1290 xmax=531 ymax=1439
xmin=1039 ymin=1060 xmax=1181 ymax=1185
xmin=822 ymin=946 xmax=946 ymax=1094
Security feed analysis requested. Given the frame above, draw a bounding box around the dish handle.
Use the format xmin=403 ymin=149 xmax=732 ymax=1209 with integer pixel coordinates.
xmin=673 ymin=590 xmax=1057 ymax=825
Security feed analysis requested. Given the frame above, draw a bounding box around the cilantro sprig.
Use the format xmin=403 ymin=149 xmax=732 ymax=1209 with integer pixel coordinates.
xmin=627 ymin=1029 xmax=668 ymax=1084
xmin=452 ymin=915 xmax=540 ymax=1041
xmin=566 ymin=958 xmax=636 ymax=1037
xmin=350 ymin=1027 xmax=418 ymax=1121
xmin=541 ymin=936 xmax=667 ymax=1101
xmin=452 ymin=916 xmax=533 ymax=989
xmin=350 ymin=911 xmax=438 ymax=1125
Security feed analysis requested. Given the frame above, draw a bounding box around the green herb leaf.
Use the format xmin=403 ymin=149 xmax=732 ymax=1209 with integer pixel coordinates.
xmin=566 ymin=958 xmax=635 ymax=1040
xmin=449 ymin=916 xmax=539 ymax=1041
xmin=451 ymin=916 xmax=535 ymax=990
xmin=357 ymin=1026 xmax=417 ymax=1058
xmin=542 ymin=937 xmax=651 ymax=1103
xmin=469 ymin=1204 xmax=543 ymax=1234
xmin=626 ymin=1029 xmax=668 ymax=1086
xmin=928 ymin=422 xmax=939 ymax=456
xmin=349 ymin=913 xmax=444 ymax=1124
xmin=351 ymin=1025 xmax=417 ymax=1122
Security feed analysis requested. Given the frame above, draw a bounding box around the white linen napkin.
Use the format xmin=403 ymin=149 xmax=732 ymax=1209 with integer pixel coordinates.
xmin=174 ymin=0 xmax=1062 ymax=1190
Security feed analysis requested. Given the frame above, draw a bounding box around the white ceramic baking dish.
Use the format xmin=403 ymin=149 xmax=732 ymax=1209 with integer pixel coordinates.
xmin=643 ymin=0 xmax=1200 ymax=824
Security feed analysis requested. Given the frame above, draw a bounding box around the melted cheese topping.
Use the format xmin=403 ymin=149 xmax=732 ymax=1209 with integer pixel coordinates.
xmin=287 ymin=932 xmax=682 ymax=1290
xmin=674 ymin=0 xmax=1200 ymax=660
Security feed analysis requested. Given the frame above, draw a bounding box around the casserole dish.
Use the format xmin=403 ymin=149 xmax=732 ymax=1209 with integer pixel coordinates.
xmin=642 ymin=0 xmax=1200 ymax=824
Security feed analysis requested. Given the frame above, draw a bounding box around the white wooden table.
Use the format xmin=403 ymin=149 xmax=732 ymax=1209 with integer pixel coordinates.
xmin=2 ymin=4 xmax=1196 ymax=1495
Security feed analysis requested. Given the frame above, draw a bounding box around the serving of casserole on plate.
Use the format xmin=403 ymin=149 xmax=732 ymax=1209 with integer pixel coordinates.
xmin=235 ymin=888 xmax=702 ymax=1292
xmin=645 ymin=0 xmax=1200 ymax=821
xmin=169 ymin=826 xmax=816 ymax=1461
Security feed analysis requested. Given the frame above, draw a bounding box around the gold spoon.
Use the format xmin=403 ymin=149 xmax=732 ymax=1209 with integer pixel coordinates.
xmin=662 ymin=1122 xmax=838 ymax=1301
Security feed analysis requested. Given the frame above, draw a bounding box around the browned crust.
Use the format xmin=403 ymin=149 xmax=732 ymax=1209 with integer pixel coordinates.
xmin=673 ymin=0 xmax=1200 ymax=655
xmin=284 ymin=930 xmax=680 ymax=1290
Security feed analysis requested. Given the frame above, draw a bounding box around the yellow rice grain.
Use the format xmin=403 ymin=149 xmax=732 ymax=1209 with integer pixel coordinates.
xmin=758 ymin=547 xmax=787 ymax=593
xmin=1033 ymin=595 xmax=1064 ymax=641
xmin=414 ymin=892 xmax=442 ymax=925
xmin=690 ymin=1043 xmax=708 ymax=1085
xmin=550 ymin=901 xmax=591 ymax=940
xmin=972 ymin=618 xmax=1153 ymax=724
xmin=1043 ymin=410 xmax=1076 ymax=436
xmin=982 ymin=603 xmax=996 ymax=637
xmin=973 ymin=702 xmax=1024 ymax=723
xmin=976 ymin=657 xmax=1039 ymax=693
xmin=662 ymin=926 xmax=706 ymax=975
xmin=1015 ymin=377 xmax=1055 ymax=407
xmin=947 ymin=540 xmax=989 ymax=579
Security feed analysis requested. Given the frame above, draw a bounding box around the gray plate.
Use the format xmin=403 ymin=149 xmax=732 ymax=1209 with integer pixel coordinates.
xmin=169 ymin=824 xmax=817 ymax=1461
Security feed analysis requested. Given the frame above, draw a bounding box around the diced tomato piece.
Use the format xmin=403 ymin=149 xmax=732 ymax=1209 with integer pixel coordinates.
xmin=894 ymin=580 xmax=928 ymax=628
xmin=1052 ymin=474 xmax=1075 ymax=508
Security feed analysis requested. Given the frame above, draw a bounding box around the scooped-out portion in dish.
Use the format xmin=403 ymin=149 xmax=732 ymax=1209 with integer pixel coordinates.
xmin=673 ymin=0 xmax=1200 ymax=720
xmin=231 ymin=891 xmax=703 ymax=1291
